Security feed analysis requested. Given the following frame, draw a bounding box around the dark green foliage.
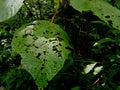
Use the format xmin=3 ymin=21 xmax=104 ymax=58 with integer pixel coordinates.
xmin=0 ymin=68 xmax=38 ymax=90
xmin=0 ymin=0 xmax=120 ymax=90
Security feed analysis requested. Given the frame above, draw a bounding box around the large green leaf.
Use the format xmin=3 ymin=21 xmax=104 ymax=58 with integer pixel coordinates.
xmin=11 ymin=20 xmax=72 ymax=88
xmin=0 ymin=0 xmax=24 ymax=22
xmin=70 ymin=0 xmax=120 ymax=30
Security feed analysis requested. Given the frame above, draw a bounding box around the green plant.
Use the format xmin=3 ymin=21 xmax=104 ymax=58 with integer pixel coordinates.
xmin=70 ymin=0 xmax=120 ymax=30
xmin=0 ymin=0 xmax=24 ymax=22
xmin=11 ymin=20 xmax=73 ymax=88
xmin=0 ymin=0 xmax=120 ymax=90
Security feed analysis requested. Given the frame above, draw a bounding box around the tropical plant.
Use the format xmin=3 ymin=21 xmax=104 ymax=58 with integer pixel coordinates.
xmin=0 ymin=0 xmax=120 ymax=90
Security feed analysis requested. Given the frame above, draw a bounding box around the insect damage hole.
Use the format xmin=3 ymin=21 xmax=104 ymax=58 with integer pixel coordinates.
xmin=36 ymin=53 xmax=41 ymax=59
xmin=105 ymin=15 xmax=110 ymax=18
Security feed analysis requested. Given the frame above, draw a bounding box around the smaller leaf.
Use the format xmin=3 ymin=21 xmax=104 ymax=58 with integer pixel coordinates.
xmin=0 ymin=55 xmax=2 ymax=62
xmin=93 ymin=66 xmax=103 ymax=75
xmin=93 ymin=38 xmax=115 ymax=46
xmin=83 ymin=62 xmax=97 ymax=74
xmin=90 ymin=21 xmax=108 ymax=26
xmin=71 ymin=86 xmax=81 ymax=90
xmin=116 ymin=86 xmax=120 ymax=90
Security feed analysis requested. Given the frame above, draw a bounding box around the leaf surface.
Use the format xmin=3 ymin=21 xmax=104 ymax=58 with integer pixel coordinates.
xmin=70 ymin=0 xmax=120 ymax=30
xmin=0 ymin=0 xmax=24 ymax=22
xmin=11 ymin=20 xmax=72 ymax=88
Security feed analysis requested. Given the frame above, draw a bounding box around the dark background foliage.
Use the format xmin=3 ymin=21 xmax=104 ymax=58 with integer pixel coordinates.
xmin=0 ymin=0 xmax=120 ymax=90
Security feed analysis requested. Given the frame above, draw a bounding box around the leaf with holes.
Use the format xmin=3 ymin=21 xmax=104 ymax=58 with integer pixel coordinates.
xmin=11 ymin=20 xmax=72 ymax=88
xmin=70 ymin=0 xmax=120 ymax=30
xmin=0 ymin=0 xmax=24 ymax=22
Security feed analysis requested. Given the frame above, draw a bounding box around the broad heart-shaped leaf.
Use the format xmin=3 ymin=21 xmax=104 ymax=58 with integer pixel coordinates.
xmin=11 ymin=20 xmax=72 ymax=88
xmin=70 ymin=0 xmax=120 ymax=30
xmin=0 ymin=0 xmax=24 ymax=22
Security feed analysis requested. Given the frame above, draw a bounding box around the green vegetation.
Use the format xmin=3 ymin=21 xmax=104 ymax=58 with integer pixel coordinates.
xmin=0 ymin=0 xmax=120 ymax=90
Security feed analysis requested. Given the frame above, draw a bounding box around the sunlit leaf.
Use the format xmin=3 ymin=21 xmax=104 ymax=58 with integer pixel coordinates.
xmin=0 ymin=0 xmax=24 ymax=22
xmin=93 ymin=66 xmax=103 ymax=75
xmin=83 ymin=62 xmax=97 ymax=74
